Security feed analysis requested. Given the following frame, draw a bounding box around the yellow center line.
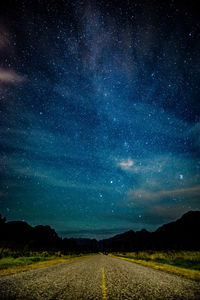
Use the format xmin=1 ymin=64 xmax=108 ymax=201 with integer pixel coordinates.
xmin=101 ymin=267 xmax=107 ymax=300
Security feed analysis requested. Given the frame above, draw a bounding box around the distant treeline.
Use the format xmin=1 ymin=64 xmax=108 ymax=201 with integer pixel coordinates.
xmin=0 ymin=211 xmax=200 ymax=256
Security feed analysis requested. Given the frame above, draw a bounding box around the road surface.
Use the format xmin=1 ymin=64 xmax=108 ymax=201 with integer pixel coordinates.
xmin=0 ymin=254 xmax=200 ymax=299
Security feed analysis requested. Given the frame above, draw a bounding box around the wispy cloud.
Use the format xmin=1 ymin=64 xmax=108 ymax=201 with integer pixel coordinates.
xmin=3 ymin=163 xmax=116 ymax=193
xmin=0 ymin=69 xmax=25 ymax=84
xmin=120 ymin=151 xmax=200 ymax=226
xmin=127 ymin=185 xmax=200 ymax=204
xmin=117 ymin=158 xmax=134 ymax=170
xmin=116 ymin=154 xmax=191 ymax=177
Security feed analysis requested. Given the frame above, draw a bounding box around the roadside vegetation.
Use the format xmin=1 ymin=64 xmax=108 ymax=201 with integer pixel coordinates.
xmin=0 ymin=215 xmax=98 ymax=276
xmin=111 ymin=251 xmax=200 ymax=281
xmin=114 ymin=251 xmax=200 ymax=271
xmin=0 ymin=248 xmax=90 ymax=275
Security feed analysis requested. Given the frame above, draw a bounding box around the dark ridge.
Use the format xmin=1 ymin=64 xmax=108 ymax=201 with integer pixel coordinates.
xmin=100 ymin=211 xmax=200 ymax=252
xmin=0 ymin=210 xmax=200 ymax=255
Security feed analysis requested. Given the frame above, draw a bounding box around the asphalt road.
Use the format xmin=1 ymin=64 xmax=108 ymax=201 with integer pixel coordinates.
xmin=0 ymin=254 xmax=200 ymax=300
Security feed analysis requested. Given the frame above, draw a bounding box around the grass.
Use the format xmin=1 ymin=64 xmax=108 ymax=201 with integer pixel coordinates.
xmin=0 ymin=256 xmax=55 ymax=269
xmin=0 ymin=256 xmax=89 ymax=276
xmin=0 ymin=249 xmax=93 ymax=276
xmin=110 ymin=251 xmax=200 ymax=281
xmin=113 ymin=251 xmax=200 ymax=270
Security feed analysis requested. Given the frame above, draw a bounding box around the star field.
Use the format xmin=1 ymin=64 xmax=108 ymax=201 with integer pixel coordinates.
xmin=0 ymin=0 xmax=200 ymax=239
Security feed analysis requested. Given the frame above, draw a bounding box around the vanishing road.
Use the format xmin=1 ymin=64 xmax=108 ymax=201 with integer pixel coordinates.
xmin=0 ymin=254 xmax=200 ymax=299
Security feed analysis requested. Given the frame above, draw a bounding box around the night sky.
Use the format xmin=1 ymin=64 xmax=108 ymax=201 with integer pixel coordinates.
xmin=0 ymin=0 xmax=200 ymax=239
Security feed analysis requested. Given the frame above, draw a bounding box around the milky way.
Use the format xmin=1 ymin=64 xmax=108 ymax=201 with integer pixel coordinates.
xmin=0 ymin=0 xmax=200 ymax=239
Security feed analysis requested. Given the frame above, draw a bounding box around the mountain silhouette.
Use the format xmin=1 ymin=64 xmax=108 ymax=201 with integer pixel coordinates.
xmin=0 ymin=211 xmax=199 ymax=254
xmin=100 ymin=211 xmax=200 ymax=251
xmin=153 ymin=210 xmax=200 ymax=250
xmin=0 ymin=221 xmax=34 ymax=243
xmin=99 ymin=228 xmax=152 ymax=252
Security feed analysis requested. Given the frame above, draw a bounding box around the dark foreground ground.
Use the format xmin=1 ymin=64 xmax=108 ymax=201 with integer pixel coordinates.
xmin=0 ymin=254 xmax=200 ymax=300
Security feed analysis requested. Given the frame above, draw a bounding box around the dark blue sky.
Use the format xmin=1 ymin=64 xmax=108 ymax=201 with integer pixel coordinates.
xmin=0 ymin=0 xmax=200 ymax=239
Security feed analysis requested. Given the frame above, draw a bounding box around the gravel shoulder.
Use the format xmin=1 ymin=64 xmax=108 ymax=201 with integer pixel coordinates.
xmin=0 ymin=254 xmax=199 ymax=299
